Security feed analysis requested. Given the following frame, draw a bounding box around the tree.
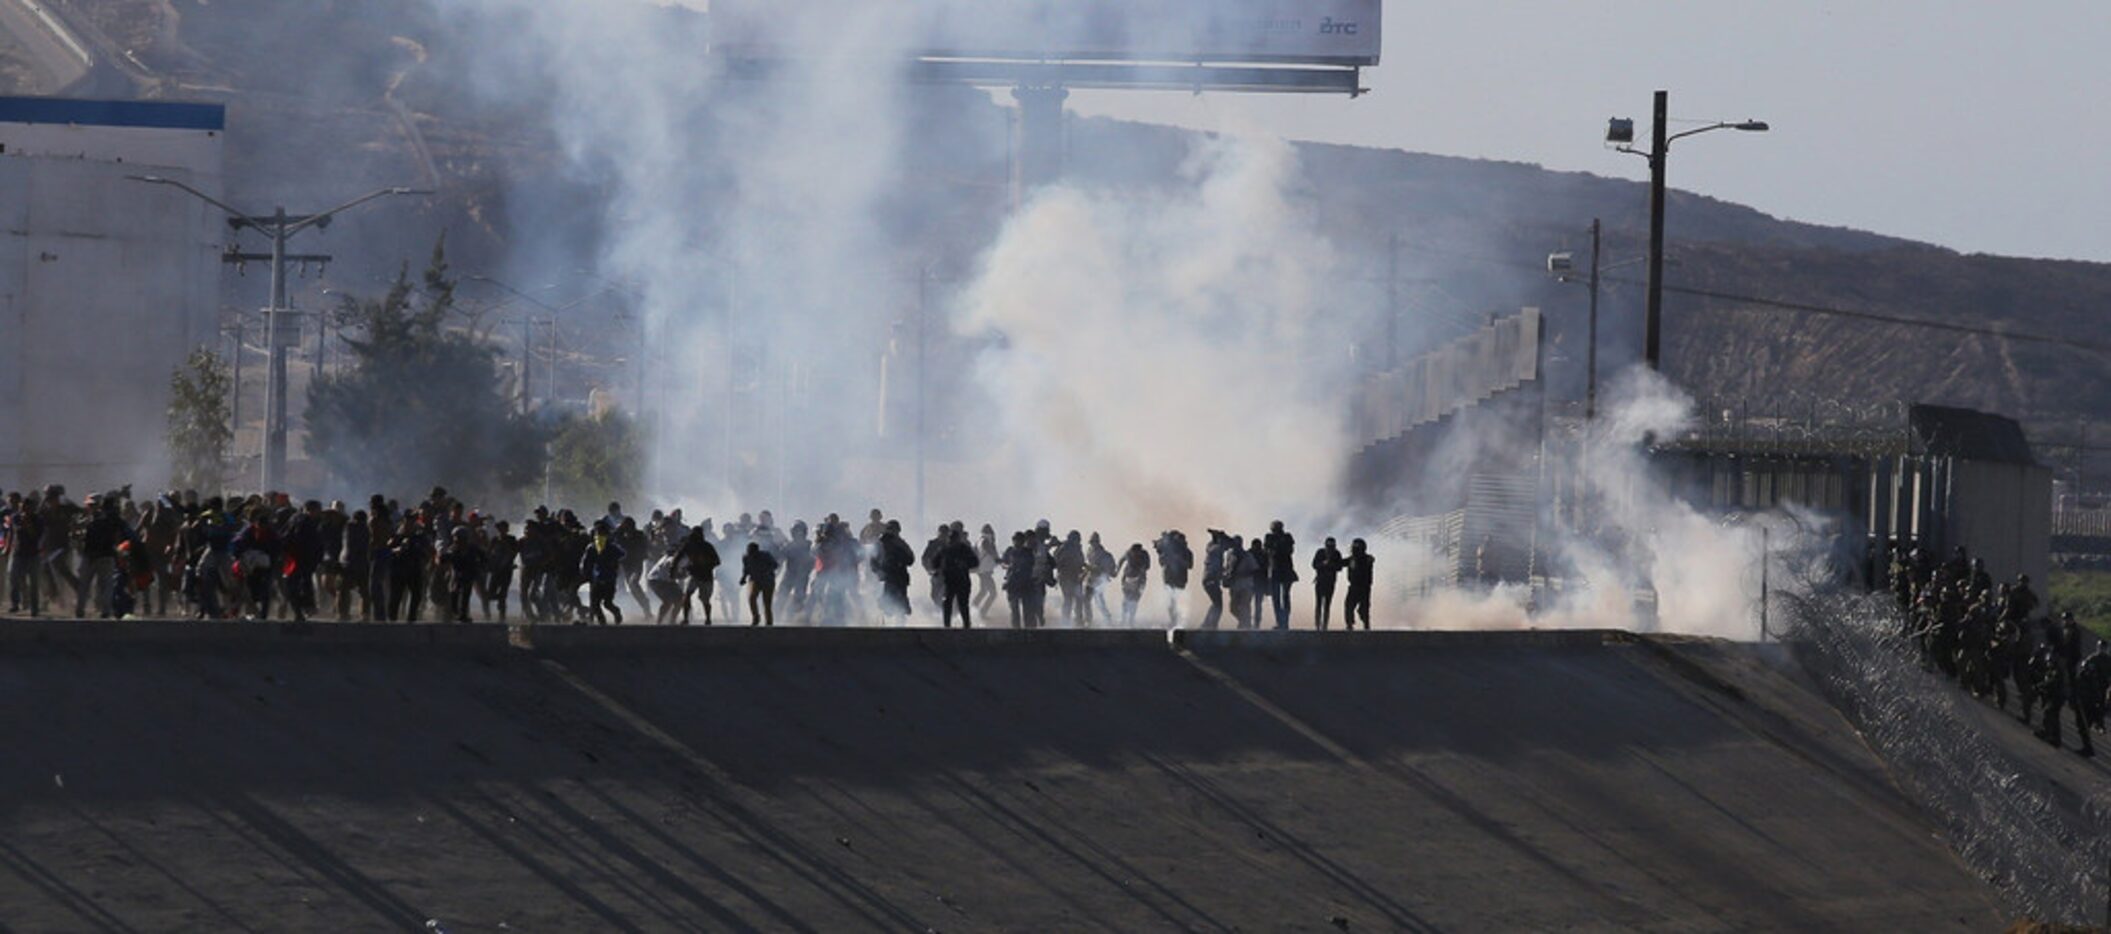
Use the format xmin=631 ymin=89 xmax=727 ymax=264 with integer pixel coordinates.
xmin=546 ymin=410 xmax=647 ymax=510
xmin=167 ymin=348 xmax=233 ymax=492
xmin=307 ymin=235 xmax=547 ymax=502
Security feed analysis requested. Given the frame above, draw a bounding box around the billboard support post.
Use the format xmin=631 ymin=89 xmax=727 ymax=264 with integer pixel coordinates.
xmin=1011 ymin=85 xmax=1069 ymax=201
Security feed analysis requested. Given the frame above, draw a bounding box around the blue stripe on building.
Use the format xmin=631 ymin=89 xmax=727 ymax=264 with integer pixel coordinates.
xmin=0 ymin=96 xmax=224 ymax=131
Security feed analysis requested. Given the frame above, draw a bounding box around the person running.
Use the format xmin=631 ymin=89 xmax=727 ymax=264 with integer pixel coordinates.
xmin=5 ymin=494 xmax=42 ymax=616
xmin=440 ymin=527 xmax=485 ymax=623
xmin=76 ymin=499 xmax=131 ymax=619
xmin=678 ymin=527 xmax=721 ymax=626
xmin=873 ymin=521 xmax=916 ymax=623
xmin=1054 ymin=531 xmax=1086 ymax=625
xmin=777 ymin=520 xmax=814 ymax=619
xmin=938 ymin=527 xmax=979 ymax=629
xmin=1311 ymin=538 xmax=1345 ymax=631
xmin=1155 ymin=530 xmax=1192 ymax=628
xmin=483 ymin=520 xmax=519 ymax=623
xmin=1225 ymin=535 xmax=1256 ymax=630
xmin=340 ymin=509 xmax=372 ymax=620
xmin=1002 ymin=531 xmax=1036 ymax=629
xmin=231 ymin=508 xmax=282 ymax=621
xmin=648 ymin=546 xmax=688 ymax=625
xmin=1343 ymin=539 xmax=1375 ymax=631
xmin=616 ymin=517 xmax=652 ymax=616
xmin=1263 ymin=520 xmax=1297 ymax=631
xmin=387 ymin=516 xmax=430 ymax=623
xmin=1085 ymin=533 xmax=1116 ymax=625
xmin=367 ymin=505 xmax=396 ymax=621
xmin=975 ymin=524 xmax=1001 ymax=621
xmin=922 ymin=526 xmax=950 ymax=618
xmin=1117 ymin=543 xmax=1151 ymax=627
xmin=740 ymin=541 xmax=780 ymax=627
xmin=580 ymin=522 xmax=627 ymax=625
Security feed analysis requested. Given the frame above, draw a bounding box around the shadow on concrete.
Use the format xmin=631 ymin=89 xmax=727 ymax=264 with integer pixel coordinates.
xmin=0 ymin=625 xmax=2007 ymax=930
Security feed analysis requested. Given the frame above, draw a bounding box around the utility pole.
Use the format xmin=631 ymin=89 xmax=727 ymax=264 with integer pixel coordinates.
xmin=251 ymin=208 xmax=310 ymax=494
xmin=2081 ymin=422 xmax=2091 ymax=502
xmin=129 ymin=177 xmax=429 ymax=492
xmin=1587 ymin=218 xmax=1602 ymax=419
xmin=1759 ymin=523 xmax=1771 ymax=642
xmin=1386 ymin=232 xmax=1400 ymax=369
xmin=636 ymin=316 xmax=650 ymax=422
xmin=519 ymin=316 xmax=533 ymax=415
xmin=225 ymin=318 xmax=244 ymax=451
xmin=915 ymin=267 xmax=931 ymax=533
xmin=1607 ymin=91 xmax=1765 ymax=374
xmin=1645 ymin=89 xmax=1668 ymax=372
xmin=315 ymin=311 xmax=330 ymax=380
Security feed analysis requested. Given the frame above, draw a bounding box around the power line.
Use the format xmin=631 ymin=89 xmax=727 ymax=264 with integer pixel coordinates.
xmin=1642 ymin=281 xmax=2111 ymax=355
xmin=1386 ymin=236 xmax=2111 ymax=355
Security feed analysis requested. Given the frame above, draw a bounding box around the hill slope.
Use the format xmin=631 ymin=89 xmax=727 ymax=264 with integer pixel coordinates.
xmin=0 ymin=624 xmax=2002 ymax=930
xmin=13 ymin=0 xmax=2109 ymax=476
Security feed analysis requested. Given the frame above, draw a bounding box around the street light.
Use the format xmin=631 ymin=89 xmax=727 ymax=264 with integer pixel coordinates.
xmin=1547 ymin=234 xmax=1665 ymax=420
xmin=129 ymin=176 xmax=430 ymax=491
xmin=1606 ymin=91 xmax=1767 ymax=372
xmin=464 ymin=276 xmax=577 ymax=409
xmin=1548 ymin=220 xmax=1602 ymax=419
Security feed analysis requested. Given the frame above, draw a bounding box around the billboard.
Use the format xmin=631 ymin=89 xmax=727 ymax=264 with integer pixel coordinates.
xmin=712 ymin=1 xmax=1382 ymax=68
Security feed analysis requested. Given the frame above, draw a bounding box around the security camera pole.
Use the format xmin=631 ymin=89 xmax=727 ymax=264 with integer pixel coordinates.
xmin=128 ymin=177 xmax=430 ymax=492
xmin=1606 ymin=91 xmax=1767 ymax=372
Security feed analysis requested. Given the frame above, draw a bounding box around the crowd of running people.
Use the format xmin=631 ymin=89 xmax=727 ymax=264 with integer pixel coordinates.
xmin=0 ymin=484 xmax=1378 ymax=632
xmin=1889 ymin=543 xmax=2107 ymax=757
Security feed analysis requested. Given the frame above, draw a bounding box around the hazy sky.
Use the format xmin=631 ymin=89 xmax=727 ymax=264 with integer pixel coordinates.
xmin=1065 ymin=1 xmax=2111 ymax=263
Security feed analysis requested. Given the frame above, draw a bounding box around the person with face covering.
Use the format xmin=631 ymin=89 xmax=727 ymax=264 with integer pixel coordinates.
xmin=1344 ymin=539 xmax=1375 ymax=631
xmin=1311 ymin=538 xmax=1345 ymax=631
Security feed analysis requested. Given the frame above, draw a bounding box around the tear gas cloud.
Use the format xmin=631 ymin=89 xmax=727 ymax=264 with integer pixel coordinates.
xmin=952 ymin=132 xmax=1354 ymax=538
xmin=439 ymin=0 xmax=1817 ymax=639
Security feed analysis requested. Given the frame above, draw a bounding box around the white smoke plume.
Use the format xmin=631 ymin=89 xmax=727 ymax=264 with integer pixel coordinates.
xmin=946 ymin=132 xmax=1353 ymax=543
xmin=436 ymin=0 xmax=1827 ymax=639
xmin=440 ymin=0 xmax=926 ymax=516
xmin=1384 ymin=369 xmax=1837 ymax=640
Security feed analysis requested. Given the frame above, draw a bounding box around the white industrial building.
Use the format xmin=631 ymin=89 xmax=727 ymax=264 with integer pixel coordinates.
xmin=0 ymin=96 xmax=226 ymax=493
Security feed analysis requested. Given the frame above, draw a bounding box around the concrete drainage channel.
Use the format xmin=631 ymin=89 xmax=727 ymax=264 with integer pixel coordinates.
xmin=0 ymin=616 xmax=2009 ymax=930
xmin=0 ymin=617 xmax=1631 ymax=653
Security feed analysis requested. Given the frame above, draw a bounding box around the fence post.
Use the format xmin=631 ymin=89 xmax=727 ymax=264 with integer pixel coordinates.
xmin=1759 ymin=525 xmax=1771 ymax=642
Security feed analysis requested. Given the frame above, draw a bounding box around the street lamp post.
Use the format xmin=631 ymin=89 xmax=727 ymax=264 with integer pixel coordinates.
xmin=467 ymin=276 xmax=569 ymax=408
xmin=1607 ymin=90 xmax=1767 ymax=372
xmin=129 ymin=176 xmax=430 ymax=492
xmin=1586 ymin=218 xmax=1601 ymax=419
xmin=468 ymin=275 xmax=640 ymax=417
xmin=915 ymin=267 xmax=932 ymax=534
xmin=1546 ymin=220 xmax=1607 ymax=419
